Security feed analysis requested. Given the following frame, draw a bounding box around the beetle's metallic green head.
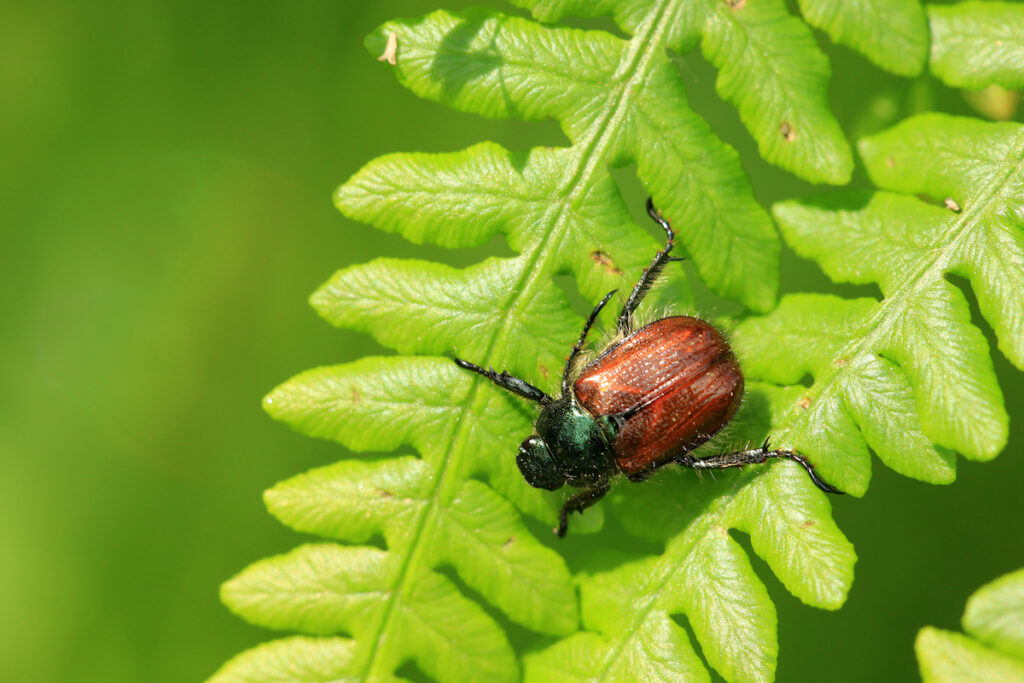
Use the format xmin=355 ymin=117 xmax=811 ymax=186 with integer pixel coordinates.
xmin=516 ymin=436 xmax=565 ymax=490
xmin=517 ymin=397 xmax=616 ymax=490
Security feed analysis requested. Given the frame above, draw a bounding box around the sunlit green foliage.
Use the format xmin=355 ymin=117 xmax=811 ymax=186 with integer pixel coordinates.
xmin=917 ymin=567 xmax=1024 ymax=682
xmin=212 ymin=2 xmax=1024 ymax=682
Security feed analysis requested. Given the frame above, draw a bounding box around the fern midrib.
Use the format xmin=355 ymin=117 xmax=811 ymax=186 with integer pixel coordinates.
xmin=774 ymin=126 xmax=1024 ymax=464
xmin=359 ymin=3 xmax=674 ymax=678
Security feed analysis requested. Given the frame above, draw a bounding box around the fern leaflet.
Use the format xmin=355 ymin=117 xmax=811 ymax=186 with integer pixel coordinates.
xmin=917 ymin=567 xmax=1024 ymax=682
xmin=732 ymin=114 xmax=1022 ymax=497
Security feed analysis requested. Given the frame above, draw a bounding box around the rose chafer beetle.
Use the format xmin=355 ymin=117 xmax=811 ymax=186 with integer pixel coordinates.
xmin=456 ymin=200 xmax=841 ymax=536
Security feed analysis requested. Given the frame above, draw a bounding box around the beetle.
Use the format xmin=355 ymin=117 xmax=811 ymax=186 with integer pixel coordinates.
xmin=455 ymin=199 xmax=841 ymax=537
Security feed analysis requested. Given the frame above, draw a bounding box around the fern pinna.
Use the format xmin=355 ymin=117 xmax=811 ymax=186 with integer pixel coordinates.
xmin=916 ymin=566 xmax=1024 ymax=682
xmin=212 ymin=2 xmax=1022 ymax=682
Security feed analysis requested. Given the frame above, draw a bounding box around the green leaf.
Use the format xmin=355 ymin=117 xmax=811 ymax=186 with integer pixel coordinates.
xmin=219 ymin=4 xmax=863 ymax=682
xmin=964 ymin=568 xmax=1024 ymax=661
xmin=222 ymin=544 xmax=519 ymax=682
xmin=512 ymin=0 xmax=853 ymax=184
xmin=699 ymin=0 xmax=852 ymax=184
xmin=346 ymin=36 xmax=777 ymax=310
xmin=209 ymin=636 xmax=384 ymax=683
xmin=798 ymin=0 xmax=928 ymax=76
xmin=732 ymin=113 xmax=1020 ymax=498
xmin=525 ymin=615 xmax=710 ymax=682
xmin=519 ymin=0 xmax=930 ymax=79
xmin=929 ymin=2 xmax=1024 ymax=90
xmin=529 ymin=463 xmax=854 ymax=683
xmin=917 ymin=568 xmax=1024 ymax=682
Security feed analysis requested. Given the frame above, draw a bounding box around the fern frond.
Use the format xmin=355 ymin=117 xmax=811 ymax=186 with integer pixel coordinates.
xmin=733 ymin=114 xmax=1021 ymax=497
xmin=210 ymin=1 xmax=961 ymax=680
xmin=513 ymin=0 xmax=856 ymax=183
xmin=527 ymin=463 xmax=853 ymax=683
xmin=929 ymin=2 xmax=1024 ymax=90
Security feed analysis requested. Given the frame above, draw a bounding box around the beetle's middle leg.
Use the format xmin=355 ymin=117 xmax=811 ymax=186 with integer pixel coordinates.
xmin=674 ymin=439 xmax=844 ymax=494
xmin=617 ymin=199 xmax=679 ymax=335
xmin=556 ymin=480 xmax=611 ymax=537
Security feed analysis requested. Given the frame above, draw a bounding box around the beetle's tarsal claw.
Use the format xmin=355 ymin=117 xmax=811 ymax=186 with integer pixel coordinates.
xmin=646 ymin=198 xmax=668 ymax=227
xmin=554 ymin=481 xmax=611 ymax=539
xmin=784 ymin=451 xmax=844 ymax=495
xmin=810 ymin=469 xmax=844 ymax=495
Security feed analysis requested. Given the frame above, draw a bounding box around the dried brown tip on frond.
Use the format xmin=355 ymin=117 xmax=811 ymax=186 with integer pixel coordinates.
xmin=377 ymin=32 xmax=398 ymax=65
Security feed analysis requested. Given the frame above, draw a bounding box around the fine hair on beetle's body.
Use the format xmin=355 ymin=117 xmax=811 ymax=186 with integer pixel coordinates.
xmin=454 ymin=198 xmax=843 ymax=537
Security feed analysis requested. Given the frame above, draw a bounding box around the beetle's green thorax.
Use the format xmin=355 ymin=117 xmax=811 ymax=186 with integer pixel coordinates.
xmin=516 ymin=396 xmax=617 ymax=491
xmin=534 ymin=396 xmax=616 ymax=484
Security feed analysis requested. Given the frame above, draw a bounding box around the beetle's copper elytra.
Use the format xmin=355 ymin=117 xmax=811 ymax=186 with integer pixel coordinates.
xmin=455 ymin=199 xmax=842 ymax=537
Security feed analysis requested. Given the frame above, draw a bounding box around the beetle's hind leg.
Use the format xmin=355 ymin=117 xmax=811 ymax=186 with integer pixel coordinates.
xmin=556 ymin=481 xmax=611 ymax=538
xmin=674 ymin=439 xmax=843 ymax=494
xmin=453 ymin=358 xmax=553 ymax=406
xmin=617 ymin=199 xmax=681 ymax=335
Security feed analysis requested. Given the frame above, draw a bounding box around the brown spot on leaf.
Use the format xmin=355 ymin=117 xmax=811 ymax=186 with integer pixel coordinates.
xmin=886 ymin=156 xmax=895 ymax=168
xmin=780 ymin=121 xmax=796 ymax=142
xmin=503 ymin=536 xmax=516 ymax=548
xmin=797 ymin=396 xmax=812 ymax=410
xmin=375 ymin=488 xmax=394 ymax=498
xmin=538 ymin=365 xmax=550 ymax=379
xmin=591 ymin=250 xmax=623 ymax=275
xmin=725 ymin=0 xmax=746 ymax=8
xmin=801 ymin=520 xmax=816 ymax=529
xmin=834 ymin=357 xmax=848 ymax=367
xmin=351 ymin=388 xmax=361 ymax=405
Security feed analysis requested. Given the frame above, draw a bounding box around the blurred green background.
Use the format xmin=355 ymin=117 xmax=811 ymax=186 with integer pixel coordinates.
xmin=2 ymin=2 xmax=1022 ymax=682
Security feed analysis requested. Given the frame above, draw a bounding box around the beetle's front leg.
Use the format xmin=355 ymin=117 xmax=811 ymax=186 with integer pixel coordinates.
xmin=453 ymin=358 xmax=552 ymax=405
xmin=616 ymin=199 xmax=678 ymax=335
xmin=674 ymin=440 xmax=843 ymax=494
xmin=556 ymin=480 xmax=611 ymax=538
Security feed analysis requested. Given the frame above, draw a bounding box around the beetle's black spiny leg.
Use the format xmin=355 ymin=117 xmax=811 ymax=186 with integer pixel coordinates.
xmin=780 ymin=451 xmax=844 ymax=494
xmin=555 ymin=481 xmax=611 ymax=538
xmin=562 ymin=289 xmax=617 ymax=396
xmin=645 ymin=197 xmax=669 ymax=229
xmin=453 ymin=358 xmax=552 ymax=406
xmin=674 ymin=446 xmax=844 ymax=495
xmin=617 ymin=199 xmax=679 ymax=335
